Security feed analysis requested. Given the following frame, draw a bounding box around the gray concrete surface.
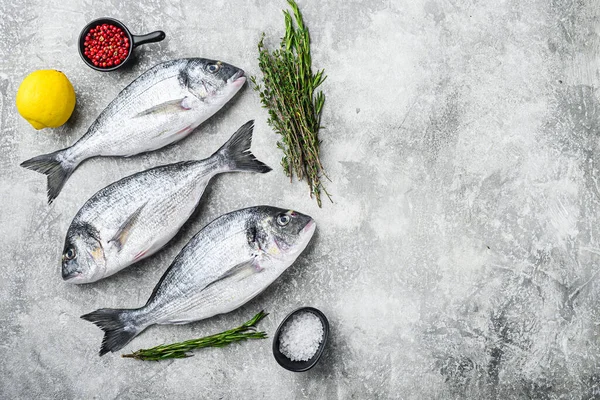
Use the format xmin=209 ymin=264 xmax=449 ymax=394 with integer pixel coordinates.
xmin=1 ymin=0 xmax=600 ymax=398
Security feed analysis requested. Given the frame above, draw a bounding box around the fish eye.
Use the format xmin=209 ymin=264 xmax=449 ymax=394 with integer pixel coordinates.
xmin=277 ymin=214 xmax=291 ymax=226
xmin=207 ymin=63 xmax=221 ymax=74
xmin=64 ymin=247 xmax=76 ymax=260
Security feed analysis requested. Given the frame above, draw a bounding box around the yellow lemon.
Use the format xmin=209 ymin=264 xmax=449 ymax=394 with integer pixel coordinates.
xmin=16 ymin=70 xmax=76 ymax=130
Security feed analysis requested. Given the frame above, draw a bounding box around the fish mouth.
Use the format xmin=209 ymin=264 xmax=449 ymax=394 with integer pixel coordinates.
xmin=230 ymin=70 xmax=246 ymax=86
xmin=62 ymin=269 xmax=83 ymax=282
xmin=232 ymin=69 xmax=245 ymax=81
xmin=300 ymin=219 xmax=316 ymax=236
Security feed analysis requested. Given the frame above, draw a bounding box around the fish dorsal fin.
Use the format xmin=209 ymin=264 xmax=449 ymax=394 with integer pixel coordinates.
xmin=204 ymin=258 xmax=263 ymax=290
xmin=108 ymin=203 xmax=146 ymax=251
xmin=135 ymin=97 xmax=192 ymax=118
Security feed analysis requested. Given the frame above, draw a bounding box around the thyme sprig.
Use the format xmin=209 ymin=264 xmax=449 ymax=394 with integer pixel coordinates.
xmin=251 ymin=0 xmax=331 ymax=206
xmin=122 ymin=311 xmax=268 ymax=361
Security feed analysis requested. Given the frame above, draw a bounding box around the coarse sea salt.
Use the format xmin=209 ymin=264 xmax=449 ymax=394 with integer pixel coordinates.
xmin=279 ymin=311 xmax=324 ymax=362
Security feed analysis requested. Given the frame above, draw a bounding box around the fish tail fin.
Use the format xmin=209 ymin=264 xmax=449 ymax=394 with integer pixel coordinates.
xmin=81 ymin=308 xmax=147 ymax=356
xmin=213 ymin=120 xmax=272 ymax=174
xmin=20 ymin=148 xmax=78 ymax=203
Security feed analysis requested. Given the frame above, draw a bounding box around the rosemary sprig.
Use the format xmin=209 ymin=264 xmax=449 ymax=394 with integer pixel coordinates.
xmin=251 ymin=0 xmax=331 ymax=207
xmin=122 ymin=311 xmax=269 ymax=361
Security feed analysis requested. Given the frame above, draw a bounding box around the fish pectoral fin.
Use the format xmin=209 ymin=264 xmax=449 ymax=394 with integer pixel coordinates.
xmin=108 ymin=203 xmax=147 ymax=251
xmin=135 ymin=97 xmax=192 ymax=118
xmin=204 ymin=258 xmax=263 ymax=290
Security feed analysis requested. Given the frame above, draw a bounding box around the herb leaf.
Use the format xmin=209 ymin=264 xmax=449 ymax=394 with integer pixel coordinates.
xmin=122 ymin=311 xmax=269 ymax=361
xmin=253 ymin=0 xmax=331 ymax=206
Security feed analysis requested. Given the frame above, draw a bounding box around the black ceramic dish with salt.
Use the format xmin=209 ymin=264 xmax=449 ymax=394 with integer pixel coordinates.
xmin=272 ymin=307 xmax=329 ymax=372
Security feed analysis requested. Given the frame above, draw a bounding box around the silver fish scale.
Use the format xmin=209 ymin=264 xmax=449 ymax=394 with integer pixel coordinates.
xmin=68 ymin=59 xmax=227 ymax=160
xmin=138 ymin=208 xmax=308 ymax=326
xmin=100 ymin=60 xmax=186 ymax=120
xmin=73 ymin=159 xmax=221 ymax=274
xmin=72 ymin=61 xmax=192 ymax=159
xmin=144 ymin=209 xmax=269 ymax=324
xmin=93 ymin=60 xmax=186 ymax=126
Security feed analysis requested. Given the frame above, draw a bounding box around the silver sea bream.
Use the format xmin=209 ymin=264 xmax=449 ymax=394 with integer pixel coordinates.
xmin=61 ymin=121 xmax=271 ymax=284
xmin=81 ymin=206 xmax=316 ymax=355
xmin=21 ymin=58 xmax=246 ymax=203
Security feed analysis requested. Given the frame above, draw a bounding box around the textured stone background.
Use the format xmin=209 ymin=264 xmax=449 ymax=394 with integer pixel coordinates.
xmin=2 ymin=0 xmax=600 ymax=398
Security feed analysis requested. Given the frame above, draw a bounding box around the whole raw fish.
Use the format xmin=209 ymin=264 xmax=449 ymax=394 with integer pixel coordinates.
xmin=21 ymin=58 xmax=246 ymax=203
xmin=81 ymin=205 xmax=316 ymax=355
xmin=61 ymin=121 xmax=270 ymax=284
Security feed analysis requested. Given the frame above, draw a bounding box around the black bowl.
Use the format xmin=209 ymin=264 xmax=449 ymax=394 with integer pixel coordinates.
xmin=272 ymin=307 xmax=329 ymax=372
xmin=78 ymin=17 xmax=165 ymax=72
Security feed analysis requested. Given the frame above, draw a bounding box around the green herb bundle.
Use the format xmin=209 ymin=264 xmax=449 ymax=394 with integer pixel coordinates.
xmin=251 ymin=0 xmax=331 ymax=206
xmin=122 ymin=311 xmax=268 ymax=361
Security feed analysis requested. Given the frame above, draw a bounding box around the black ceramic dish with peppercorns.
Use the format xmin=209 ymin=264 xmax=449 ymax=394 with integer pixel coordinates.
xmin=78 ymin=17 xmax=165 ymax=72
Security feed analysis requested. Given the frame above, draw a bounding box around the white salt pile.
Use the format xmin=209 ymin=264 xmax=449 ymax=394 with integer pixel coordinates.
xmin=279 ymin=311 xmax=324 ymax=362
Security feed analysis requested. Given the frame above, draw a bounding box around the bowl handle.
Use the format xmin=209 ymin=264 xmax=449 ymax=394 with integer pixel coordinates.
xmin=132 ymin=31 xmax=166 ymax=47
